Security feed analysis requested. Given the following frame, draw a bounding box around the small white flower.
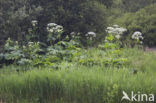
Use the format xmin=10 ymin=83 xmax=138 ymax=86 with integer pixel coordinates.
xmin=132 ymin=31 xmax=143 ymax=40
xmin=31 ymin=20 xmax=38 ymax=26
xmin=113 ymin=24 xmax=119 ymax=28
xmin=23 ymin=46 xmax=26 ymax=49
xmin=47 ymin=23 xmax=57 ymax=27
xmin=140 ymin=41 xmax=143 ymax=44
xmin=106 ymin=27 xmax=114 ymax=33
xmin=106 ymin=27 xmax=114 ymax=30
xmin=56 ymin=25 xmax=63 ymax=31
xmin=70 ymin=32 xmax=75 ymax=35
xmin=28 ymin=42 xmax=34 ymax=46
xmin=47 ymin=28 xmax=54 ymax=33
xmin=115 ymin=34 xmax=121 ymax=39
xmin=85 ymin=32 xmax=96 ymax=37
xmin=47 ymin=23 xmax=63 ymax=33
xmin=106 ymin=25 xmax=127 ymax=36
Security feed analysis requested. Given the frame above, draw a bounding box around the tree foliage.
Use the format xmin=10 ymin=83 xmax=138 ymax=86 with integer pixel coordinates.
xmin=0 ymin=0 xmax=112 ymax=46
xmin=115 ymin=4 xmax=156 ymax=46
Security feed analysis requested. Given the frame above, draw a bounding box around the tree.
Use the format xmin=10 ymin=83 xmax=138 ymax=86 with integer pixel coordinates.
xmin=115 ymin=4 xmax=156 ymax=46
xmin=0 ymin=0 xmax=112 ymax=46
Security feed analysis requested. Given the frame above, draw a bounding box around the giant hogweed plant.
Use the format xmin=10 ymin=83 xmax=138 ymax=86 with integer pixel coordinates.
xmin=47 ymin=23 xmax=63 ymax=45
xmin=0 ymin=21 xmax=82 ymax=68
xmin=85 ymin=32 xmax=96 ymax=47
xmin=1 ymin=38 xmax=24 ymax=65
xmin=131 ymin=31 xmax=144 ymax=48
xmin=0 ymin=38 xmax=42 ymax=66
xmin=26 ymin=20 xmax=39 ymax=42
xmin=45 ymin=22 xmax=82 ymax=64
xmin=97 ymin=25 xmax=128 ymax=67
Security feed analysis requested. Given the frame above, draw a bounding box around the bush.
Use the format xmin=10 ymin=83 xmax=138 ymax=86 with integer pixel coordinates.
xmin=0 ymin=0 xmax=112 ymax=46
xmin=115 ymin=4 xmax=156 ymax=46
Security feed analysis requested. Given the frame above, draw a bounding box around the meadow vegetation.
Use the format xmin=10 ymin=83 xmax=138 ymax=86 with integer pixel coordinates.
xmin=0 ymin=0 xmax=156 ymax=103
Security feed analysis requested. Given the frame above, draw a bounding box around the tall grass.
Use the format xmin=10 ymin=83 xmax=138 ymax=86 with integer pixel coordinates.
xmin=0 ymin=68 xmax=156 ymax=103
xmin=0 ymin=48 xmax=156 ymax=103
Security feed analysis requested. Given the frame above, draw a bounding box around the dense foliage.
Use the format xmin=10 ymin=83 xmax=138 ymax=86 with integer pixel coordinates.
xmin=115 ymin=4 xmax=156 ymax=46
xmin=0 ymin=0 xmax=156 ymax=102
xmin=0 ymin=0 xmax=113 ymax=47
xmin=0 ymin=0 xmax=155 ymax=47
xmin=0 ymin=47 xmax=156 ymax=103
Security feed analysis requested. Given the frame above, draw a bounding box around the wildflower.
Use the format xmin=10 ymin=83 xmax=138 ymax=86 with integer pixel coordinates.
xmin=115 ymin=34 xmax=121 ymax=39
xmin=85 ymin=32 xmax=96 ymax=37
xmin=106 ymin=25 xmax=127 ymax=36
xmin=106 ymin=27 xmax=114 ymax=33
xmin=47 ymin=28 xmax=54 ymax=33
xmin=47 ymin=23 xmax=63 ymax=33
xmin=15 ymin=41 xmax=18 ymax=44
xmin=47 ymin=23 xmax=57 ymax=27
xmin=140 ymin=41 xmax=143 ymax=44
xmin=70 ymin=32 xmax=76 ymax=35
xmin=55 ymin=25 xmax=63 ymax=33
xmin=23 ymin=46 xmax=26 ymax=49
xmin=113 ymin=24 xmax=119 ymax=28
xmin=31 ymin=20 xmax=38 ymax=26
xmin=70 ymin=32 xmax=76 ymax=38
xmin=28 ymin=42 xmax=34 ymax=47
xmin=132 ymin=31 xmax=143 ymax=40
xmin=85 ymin=32 xmax=96 ymax=41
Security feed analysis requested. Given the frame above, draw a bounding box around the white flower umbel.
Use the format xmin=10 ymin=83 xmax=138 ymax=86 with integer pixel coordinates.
xmin=113 ymin=24 xmax=119 ymax=28
xmin=106 ymin=25 xmax=127 ymax=35
xmin=106 ymin=27 xmax=114 ymax=34
xmin=85 ymin=32 xmax=96 ymax=41
xmin=115 ymin=34 xmax=121 ymax=39
xmin=55 ymin=25 xmax=63 ymax=33
xmin=85 ymin=32 xmax=96 ymax=37
xmin=47 ymin=23 xmax=63 ymax=33
xmin=70 ymin=32 xmax=76 ymax=38
xmin=131 ymin=31 xmax=143 ymax=40
xmin=31 ymin=20 xmax=38 ymax=26
xmin=47 ymin=23 xmax=57 ymax=27
xmin=47 ymin=23 xmax=64 ymax=43
xmin=106 ymin=25 xmax=127 ymax=39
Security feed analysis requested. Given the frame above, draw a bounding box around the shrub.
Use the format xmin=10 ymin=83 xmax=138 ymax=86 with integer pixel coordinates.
xmin=115 ymin=4 xmax=156 ymax=46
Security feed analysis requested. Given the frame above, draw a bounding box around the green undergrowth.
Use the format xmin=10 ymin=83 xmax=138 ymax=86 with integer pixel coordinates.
xmin=0 ymin=48 xmax=156 ymax=103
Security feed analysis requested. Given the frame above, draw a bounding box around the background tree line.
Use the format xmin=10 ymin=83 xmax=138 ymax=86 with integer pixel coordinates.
xmin=0 ymin=0 xmax=156 ymax=48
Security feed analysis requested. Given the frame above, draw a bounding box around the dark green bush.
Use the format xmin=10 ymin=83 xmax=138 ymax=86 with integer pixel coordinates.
xmin=115 ymin=4 xmax=156 ymax=46
xmin=0 ymin=0 xmax=112 ymax=46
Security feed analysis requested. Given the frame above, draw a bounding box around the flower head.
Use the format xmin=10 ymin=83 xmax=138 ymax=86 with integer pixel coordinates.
xmin=113 ymin=24 xmax=119 ymax=28
xmin=85 ymin=32 xmax=96 ymax=37
xmin=106 ymin=25 xmax=127 ymax=36
xmin=115 ymin=34 xmax=121 ymax=39
xmin=47 ymin=23 xmax=57 ymax=27
xmin=31 ymin=20 xmax=38 ymax=26
xmin=47 ymin=23 xmax=63 ymax=33
xmin=132 ymin=31 xmax=143 ymax=40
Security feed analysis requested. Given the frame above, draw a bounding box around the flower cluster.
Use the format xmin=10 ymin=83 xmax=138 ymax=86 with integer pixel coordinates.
xmin=85 ymin=32 xmax=96 ymax=38
xmin=85 ymin=32 xmax=96 ymax=41
xmin=31 ymin=20 xmax=38 ymax=27
xmin=70 ymin=32 xmax=76 ymax=38
xmin=85 ymin=32 xmax=96 ymax=46
xmin=131 ymin=31 xmax=144 ymax=44
xmin=106 ymin=25 xmax=127 ymax=39
xmin=131 ymin=31 xmax=144 ymax=40
xmin=47 ymin=23 xmax=63 ymax=43
xmin=47 ymin=23 xmax=63 ymax=33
